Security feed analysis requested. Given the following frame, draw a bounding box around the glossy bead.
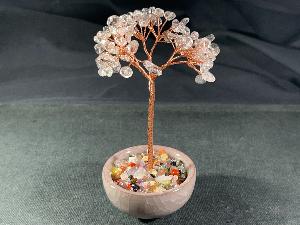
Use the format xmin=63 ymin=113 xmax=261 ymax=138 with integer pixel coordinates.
xmin=111 ymin=166 xmax=122 ymax=180
xmin=126 ymin=183 xmax=131 ymax=190
xmin=171 ymin=168 xmax=180 ymax=176
xmin=170 ymin=160 xmax=176 ymax=166
xmin=128 ymin=162 xmax=136 ymax=167
xmin=158 ymin=148 xmax=166 ymax=155
xmin=131 ymin=178 xmax=137 ymax=184
xmin=132 ymin=184 xmax=140 ymax=192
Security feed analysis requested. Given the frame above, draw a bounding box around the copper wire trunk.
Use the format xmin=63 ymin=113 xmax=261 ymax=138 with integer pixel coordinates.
xmin=147 ymin=79 xmax=155 ymax=170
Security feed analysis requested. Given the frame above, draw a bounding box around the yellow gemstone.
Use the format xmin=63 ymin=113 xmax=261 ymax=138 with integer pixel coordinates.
xmin=160 ymin=179 xmax=171 ymax=187
xmin=160 ymin=153 xmax=168 ymax=161
xmin=150 ymin=169 xmax=157 ymax=176
xmin=111 ymin=166 xmax=122 ymax=180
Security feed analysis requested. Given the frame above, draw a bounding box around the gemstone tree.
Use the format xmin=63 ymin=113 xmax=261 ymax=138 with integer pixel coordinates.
xmin=94 ymin=7 xmax=220 ymax=170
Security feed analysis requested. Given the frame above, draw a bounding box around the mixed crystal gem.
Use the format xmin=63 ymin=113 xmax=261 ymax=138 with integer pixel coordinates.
xmin=111 ymin=148 xmax=188 ymax=193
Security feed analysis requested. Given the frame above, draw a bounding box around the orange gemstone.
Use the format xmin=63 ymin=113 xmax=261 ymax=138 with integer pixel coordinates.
xmin=120 ymin=165 xmax=127 ymax=171
xmin=126 ymin=183 xmax=131 ymax=190
xmin=158 ymin=148 xmax=166 ymax=155
xmin=170 ymin=168 xmax=180 ymax=176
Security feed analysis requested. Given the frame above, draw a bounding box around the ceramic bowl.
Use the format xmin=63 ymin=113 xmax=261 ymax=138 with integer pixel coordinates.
xmin=102 ymin=145 xmax=196 ymax=219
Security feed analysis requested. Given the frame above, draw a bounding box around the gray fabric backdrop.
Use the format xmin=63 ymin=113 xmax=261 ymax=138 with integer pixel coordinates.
xmin=0 ymin=0 xmax=299 ymax=103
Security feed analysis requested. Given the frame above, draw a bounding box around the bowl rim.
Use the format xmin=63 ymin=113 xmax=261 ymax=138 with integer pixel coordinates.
xmin=102 ymin=145 xmax=196 ymax=196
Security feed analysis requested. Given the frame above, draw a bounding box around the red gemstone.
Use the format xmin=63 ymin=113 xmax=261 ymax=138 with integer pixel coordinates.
xmin=128 ymin=162 xmax=136 ymax=167
xmin=171 ymin=168 xmax=179 ymax=176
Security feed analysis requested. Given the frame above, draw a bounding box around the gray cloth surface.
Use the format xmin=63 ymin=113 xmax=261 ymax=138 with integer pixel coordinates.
xmin=0 ymin=103 xmax=299 ymax=225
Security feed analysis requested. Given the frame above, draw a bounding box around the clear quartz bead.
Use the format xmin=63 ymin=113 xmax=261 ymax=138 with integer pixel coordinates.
xmin=107 ymin=15 xmax=119 ymax=26
xmin=120 ymin=66 xmax=133 ymax=78
xmin=181 ymin=17 xmax=190 ymax=25
xmin=206 ymin=34 xmax=215 ymax=41
xmin=127 ymin=40 xmax=139 ymax=54
xmin=114 ymin=36 xmax=127 ymax=47
xmin=190 ymin=31 xmax=199 ymax=40
xmin=164 ymin=11 xmax=176 ymax=21
xmin=195 ymin=75 xmax=206 ymax=84
xmin=143 ymin=60 xmax=162 ymax=75
xmin=175 ymin=36 xmax=193 ymax=50
xmin=196 ymin=37 xmax=211 ymax=48
xmin=120 ymin=54 xmax=131 ymax=62
xmin=200 ymin=61 xmax=214 ymax=71
xmin=211 ymin=43 xmax=220 ymax=56
xmin=202 ymin=71 xmax=215 ymax=82
xmin=171 ymin=19 xmax=179 ymax=30
xmin=143 ymin=60 xmax=155 ymax=71
xmin=93 ymin=36 xmax=100 ymax=43
xmin=98 ymin=66 xmax=113 ymax=77
xmin=106 ymin=42 xmax=118 ymax=54
xmin=94 ymin=44 xmax=104 ymax=54
xmin=154 ymin=8 xmax=164 ymax=17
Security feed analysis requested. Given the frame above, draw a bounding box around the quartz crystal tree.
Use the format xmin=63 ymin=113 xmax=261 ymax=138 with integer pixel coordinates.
xmin=94 ymin=7 xmax=220 ymax=170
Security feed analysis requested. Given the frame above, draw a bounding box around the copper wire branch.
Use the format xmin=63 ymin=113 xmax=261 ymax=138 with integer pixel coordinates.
xmin=120 ymin=19 xmax=194 ymax=170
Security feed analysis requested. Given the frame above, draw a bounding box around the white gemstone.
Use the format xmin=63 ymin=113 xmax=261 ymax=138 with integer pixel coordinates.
xmin=206 ymin=34 xmax=215 ymax=41
xmin=155 ymin=175 xmax=173 ymax=183
xmin=98 ymin=66 xmax=113 ymax=77
xmin=171 ymin=19 xmax=179 ymax=29
xmin=143 ymin=60 xmax=154 ymax=70
xmin=97 ymin=30 xmax=111 ymax=39
xmin=120 ymin=66 xmax=133 ymax=78
xmin=200 ymin=61 xmax=214 ymax=71
xmin=211 ymin=43 xmax=220 ymax=56
xmin=139 ymin=13 xmax=150 ymax=27
xmin=134 ymin=167 xmax=147 ymax=179
xmin=175 ymin=36 xmax=193 ymax=50
xmin=181 ymin=17 xmax=190 ymax=25
xmin=195 ymin=37 xmax=211 ymax=48
xmin=113 ymin=63 xmax=121 ymax=73
xmin=195 ymin=75 xmax=206 ymax=84
xmin=202 ymin=71 xmax=215 ymax=82
xmin=153 ymin=68 xmax=162 ymax=76
xmin=164 ymin=11 xmax=176 ymax=20
xmin=128 ymin=156 xmax=138 ymax=163
xmin=190 ymin=31 xmax=199 ymax=40
xmin=94 ymin=44 xmax=104 ymax=54
xmin=143 ymin=60 xmax=162 ymax=75
xmin=120 ymin=172 xmax=128 ymax=180
xmin=107 ymin=15 xmax=119 ymax=26
xmin=106 ymin=42 xmax=118 ymax=54
xmin=93 ymin=36 xmax=100 ymax=43
xmin=117 ymin=27 xmax=128 ymax=36
xmin=149 ymin=6 xmax=156 ymax=13
xmin=120 ymin=54 xmax=131 ymax=62
xmin=114 ymin=36 xmax=127 ymax=47
xmin=172 ymin=23 xmax=188 ymax=34
xmin=154 ymin=8 xmax=164 ymax=17
xmin=132 ymin=10 xmax=143 ymax=21
xmin=127 ymin=40 xmax=139 ymax=54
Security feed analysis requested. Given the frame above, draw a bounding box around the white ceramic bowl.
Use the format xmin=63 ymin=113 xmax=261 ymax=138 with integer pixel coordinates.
xmin=102 ymin=145 xmax=196 ymax=219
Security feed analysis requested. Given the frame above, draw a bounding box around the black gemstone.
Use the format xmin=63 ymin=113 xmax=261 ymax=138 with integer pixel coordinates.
xmin=132 ymin=184 xmax=140 ymax=192
xmin=170 ymin=160 xmax=176 ymax=166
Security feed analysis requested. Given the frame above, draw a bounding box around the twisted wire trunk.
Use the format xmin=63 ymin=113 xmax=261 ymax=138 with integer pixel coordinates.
xmin=147 ymin=78 xmax=155 ymax=170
